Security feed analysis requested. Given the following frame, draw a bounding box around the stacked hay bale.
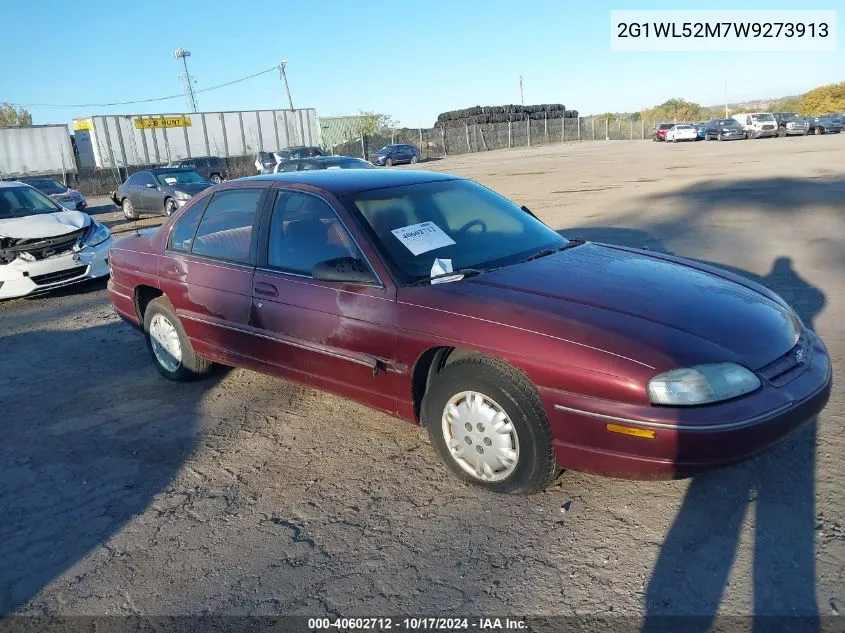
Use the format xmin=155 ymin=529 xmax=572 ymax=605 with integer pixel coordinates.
xmin=434 ymin=104 xmax=579 ymax=128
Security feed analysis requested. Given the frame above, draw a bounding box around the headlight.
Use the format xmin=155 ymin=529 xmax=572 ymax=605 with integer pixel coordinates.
xmin=85 ymin=220 xmax=111 ymax=247
xmin=647 ymin=362 xmax=761 ymax=406
xmin=174 ymin=190 xmax=191 ymax=201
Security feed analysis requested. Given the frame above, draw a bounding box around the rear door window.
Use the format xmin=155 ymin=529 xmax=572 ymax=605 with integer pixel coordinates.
xmin=190 ymin=189 xmax=264 ymax=263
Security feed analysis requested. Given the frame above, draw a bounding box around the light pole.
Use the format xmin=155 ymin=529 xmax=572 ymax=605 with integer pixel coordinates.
xmin=173 ymin=48 xmax=198 ymax=113
xmin=280 ymin=59 xmax=306 ymax=145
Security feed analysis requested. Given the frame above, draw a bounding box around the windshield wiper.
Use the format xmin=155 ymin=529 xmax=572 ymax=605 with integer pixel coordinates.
xmin=410 ymin=268 xmax=488 ymax=286
xmin=519 ymin=239 xmax=585 ymax=264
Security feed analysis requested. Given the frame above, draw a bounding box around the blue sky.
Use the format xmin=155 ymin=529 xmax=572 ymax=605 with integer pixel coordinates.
xmin=3 ymin=0 xmax=842 ymax=128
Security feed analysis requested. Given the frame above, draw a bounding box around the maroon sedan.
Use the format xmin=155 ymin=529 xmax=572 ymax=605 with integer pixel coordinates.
xmin=107 ymin=170 xmax=832 ymax=494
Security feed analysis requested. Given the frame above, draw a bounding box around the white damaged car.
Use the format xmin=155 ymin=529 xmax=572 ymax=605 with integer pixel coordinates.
xmin=0 ymin=181 xmax=113 ymax=300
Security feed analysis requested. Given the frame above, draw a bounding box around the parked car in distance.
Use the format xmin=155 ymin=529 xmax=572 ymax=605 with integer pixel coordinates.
xmin=771 ymin=112 xmax=809 ymax=137
xmin=665 ymin=124 xmax=698 ymax=142
xmin=693 ymin=122 xmax=708 ymax=140
xmin=373 ymin=144 xmax=420 ymax=166
xmin=806 ymin=115 xmax=844 ymax=135
xmin=703 ymin=118 xmax=747 ymax=141
xmin=113 ymin=168 xmax=214 ymax=220
xmin=16 ymin=177 xmax=88 ymax=211
xmin=255 ymin=146 xmax=326 ymax=173
xmin=166 ymin=156 xmax=227 ymax=183
xmin=652 ymin=123 xmax=673 ymax=142
xmin=0 ymin=181 xmax=112 ymax=299
xmin=732 ymin=112 xmax=778 ymax=139
xmin=268 ymin=156 xmax=374 ymax=174
xmin=107 ymin=169 xmax=832 ymax=494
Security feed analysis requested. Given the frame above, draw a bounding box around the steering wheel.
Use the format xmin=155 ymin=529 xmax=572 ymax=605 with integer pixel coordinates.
xmin=456 ymin=219 xmax=487 ymax=236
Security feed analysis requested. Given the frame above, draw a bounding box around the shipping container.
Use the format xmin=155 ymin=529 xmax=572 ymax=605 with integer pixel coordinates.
xmin=72 ymin=109 xmax=319 ymax=169
xmin=0 ymin=125 xmax=76 ymax=177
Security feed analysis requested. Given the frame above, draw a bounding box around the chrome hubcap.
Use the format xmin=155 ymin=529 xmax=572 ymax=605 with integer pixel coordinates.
xmin=442 ymin=391 xmax=519 ymax=482
xmin=149 ymin=313 xmax=182 ymax=372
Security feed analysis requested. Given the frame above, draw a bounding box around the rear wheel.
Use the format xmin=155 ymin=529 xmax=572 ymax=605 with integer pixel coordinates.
xmin=122 ymin=198 xmax=137 ymax=220
xmin=144 ymin=297 xmax=213 ymax=381
xmin=422 ymin=355 xmax=558 ymax=495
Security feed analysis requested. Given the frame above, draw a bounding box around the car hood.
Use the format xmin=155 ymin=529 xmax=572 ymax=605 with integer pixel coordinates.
xmin=163 ymin=182 xmax=212 ymax=195
xmin=409 ymin=243 xmax=800 ymax=371
xmin=0 ymin=210 xmax=91 ymax=239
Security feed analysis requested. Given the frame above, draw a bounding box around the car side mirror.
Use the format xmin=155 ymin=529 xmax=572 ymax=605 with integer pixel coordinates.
xmin=312 ymin=257 xmax=378 ymax=285
xmin=145 ymin=183 xmax=157 ymax=188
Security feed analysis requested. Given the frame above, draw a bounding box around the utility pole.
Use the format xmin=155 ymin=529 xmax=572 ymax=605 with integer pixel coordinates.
xmin=519 ymin=75 xmax=524 ymax=106
xmin=280 ymin=59 xmax=307 ymax=146
xmin=173 ymin=48 xmax=198 ymax=112
xmin=724 ymin=78 xmax=728 ymax=118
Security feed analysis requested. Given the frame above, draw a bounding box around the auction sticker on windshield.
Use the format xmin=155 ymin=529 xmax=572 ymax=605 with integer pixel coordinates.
xmin=391 ymin=221 xmax=456 ymax=255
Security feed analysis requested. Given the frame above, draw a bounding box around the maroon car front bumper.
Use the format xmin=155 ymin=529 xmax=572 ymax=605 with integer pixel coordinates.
xmin=542 ymin=330 xmax=832 ymax=479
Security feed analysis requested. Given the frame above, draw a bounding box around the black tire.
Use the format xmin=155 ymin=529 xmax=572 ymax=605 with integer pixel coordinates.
xmin=778 ymin=127 xmax=787 ymax=138
xmin=717 ymin=131 xmax=723 ymax=141
xmin=122 ymin=198 xmax=137 ymax=220
xmin=164 ymin=197 xmax=178 ymax=217
xmin=385 ymin=158 xmax=394 ymax=167
xmin=143 ymin=296 xmax=213 ymax=381
xmin=421 ymin=355 xmax=558 ymax=495
xmin=410 ymin=155 xmax=419 ymax=164
xmin=814 ymin=126 xmax=823 ymax=136
xmin=210 ymin=173 xmax=223 ymax=183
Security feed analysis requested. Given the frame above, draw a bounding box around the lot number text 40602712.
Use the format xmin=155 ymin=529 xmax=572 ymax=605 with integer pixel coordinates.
xmin=307 ymin=617 xmax=527 ymax=631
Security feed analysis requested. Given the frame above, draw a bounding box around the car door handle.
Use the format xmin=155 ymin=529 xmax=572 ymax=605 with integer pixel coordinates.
xmin=254 ymin=282 xmax=278 ymax=297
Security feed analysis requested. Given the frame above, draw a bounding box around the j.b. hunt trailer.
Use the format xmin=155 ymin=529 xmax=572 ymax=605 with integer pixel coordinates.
xmin=72 ymin=108 xmax=319 ymax=169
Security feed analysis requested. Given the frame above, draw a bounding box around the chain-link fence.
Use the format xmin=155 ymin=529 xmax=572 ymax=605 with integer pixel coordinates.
xmin=7 ymin=116 xmax=704 ymax=202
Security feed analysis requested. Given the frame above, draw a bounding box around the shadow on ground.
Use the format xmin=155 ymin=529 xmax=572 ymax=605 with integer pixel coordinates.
xmin=0 ymin=320 xmax=224 ymax=613
xmin=560 ymin=177 xmax=831 ymax=630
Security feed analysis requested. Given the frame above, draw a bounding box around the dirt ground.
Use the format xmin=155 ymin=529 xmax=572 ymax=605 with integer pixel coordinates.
xmin=1 ymin=137 xmax=843 ymax=622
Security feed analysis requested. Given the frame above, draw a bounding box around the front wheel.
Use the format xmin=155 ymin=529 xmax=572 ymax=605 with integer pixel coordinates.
xmin=164 ymin=197 xmax=178 ymax=217
xmin=815 ymin=127 xmax=823 ymax=136
xmin=778 ymin=127 xmax=787 ymax=138
xmin=717 ymin=132 xmax=723 ymax=141
xmin=385 ymin=158 xmax=394 ymax=167
xmin=210 ymin=173 xmax=223 ymax=183
xmin=144 ymin=296 xmax=213 ymax=381
xmin=122 ymin=198 xmax=138 ymax=220
xmin=422 ymin=355 xmax=558 ymax=495
xmin=410 ymin=155 xmax=419 ymax=164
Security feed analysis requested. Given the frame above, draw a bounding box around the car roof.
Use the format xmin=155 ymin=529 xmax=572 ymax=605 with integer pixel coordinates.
xmin=175 ymin=155 xmax=219 ymax=161
xmin=0 ymin=180 xmax=32 ymax=189
xmin=241 ymin=168 xmax=460 ymax=195
xmin=147 ymin=167 xmax=197 ymax=174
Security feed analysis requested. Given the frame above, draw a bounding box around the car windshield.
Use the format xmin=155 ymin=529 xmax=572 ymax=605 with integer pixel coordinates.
xmin=19 ymin=178 xmax=67 ymax=195
xmin=155 ymin=171 xmax=208 ymax=186
xmin=751 ymin=114 xmax=775 ymax=123
xmin=343 ymin=179 xmax=567 ymax=284
xmin=0 ymin=186 xmax=61 ymax=219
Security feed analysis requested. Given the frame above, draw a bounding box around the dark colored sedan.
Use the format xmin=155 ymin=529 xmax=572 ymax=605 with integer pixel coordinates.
xmin=107 ymin=170 xmax=832 ymax=494
xmin=373 ymin=144 xmax=420 ymax=166
xmin=17 ymin=177 xmax=88 ymax=210
xmin=703 ymin=118 xmax=747 ymax=141
xmin=806 ymin=116 xmax=843 ymax=135
xmin=166 ymin=156 xmax=227 ymax=183
xmin=114 ymin=168 xmax=213 ymax=220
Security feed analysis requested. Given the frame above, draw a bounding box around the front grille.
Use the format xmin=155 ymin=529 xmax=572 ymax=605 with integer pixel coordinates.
xmin=758 ymin=332 xmax=810 ymax=386
xmin=762 ymin=125 xmax=775 ymax=130
xmin=31 ymin=266 xmax=87 ymax=286
xmin=9 ymin=227 xmax=87 ymax=261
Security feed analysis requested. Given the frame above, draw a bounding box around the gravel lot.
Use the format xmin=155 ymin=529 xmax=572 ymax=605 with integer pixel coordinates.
xmin=1 ymin=137 xmax=843 ymax=622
